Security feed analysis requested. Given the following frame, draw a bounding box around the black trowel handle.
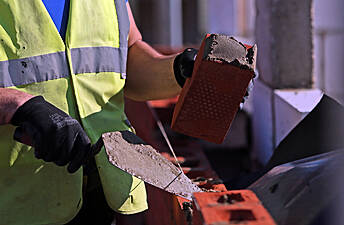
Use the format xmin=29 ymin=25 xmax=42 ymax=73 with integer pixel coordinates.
xmin=90 ymin=136 xmax=104 ymax=156
xmin=82 ymin=136 xmax=104 ymax=173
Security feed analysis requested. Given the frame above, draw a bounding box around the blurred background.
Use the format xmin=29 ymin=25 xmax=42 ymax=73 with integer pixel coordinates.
xmin=126 ymin=1 xmax=344 ymax=224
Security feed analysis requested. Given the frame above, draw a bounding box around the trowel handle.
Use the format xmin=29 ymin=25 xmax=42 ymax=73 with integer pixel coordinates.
xmin=90 ymin=137 xmax=104 ymax=156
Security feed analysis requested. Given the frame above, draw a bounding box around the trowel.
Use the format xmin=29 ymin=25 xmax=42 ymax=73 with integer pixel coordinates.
xmin=92 ymin=130 xmax=201 ymax=200
xmin=15 ymin=129 xmax=202 ymax=200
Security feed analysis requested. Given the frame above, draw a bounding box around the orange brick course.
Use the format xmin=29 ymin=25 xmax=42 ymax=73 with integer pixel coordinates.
xmin=192 ymin=190 xmax=276 ymax=225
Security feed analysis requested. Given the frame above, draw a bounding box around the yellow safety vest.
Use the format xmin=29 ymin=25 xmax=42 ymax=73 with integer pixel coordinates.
xmin=0 ymin=0 xmax=146 ymax=224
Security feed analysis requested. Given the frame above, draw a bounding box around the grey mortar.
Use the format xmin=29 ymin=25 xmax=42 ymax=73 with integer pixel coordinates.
xmin=203 ymin=34 xmax=257 ymax=72
xmin=102 ymin=131 xmax=202 ymax=200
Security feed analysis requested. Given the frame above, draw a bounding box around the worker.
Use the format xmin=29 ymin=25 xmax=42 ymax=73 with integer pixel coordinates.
xmin=0 ymin=0 xmax=197 ymax=224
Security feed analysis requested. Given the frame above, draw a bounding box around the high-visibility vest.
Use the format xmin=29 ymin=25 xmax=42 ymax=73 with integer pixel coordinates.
xmin=0 ymin=1 xmax=146 ymax=224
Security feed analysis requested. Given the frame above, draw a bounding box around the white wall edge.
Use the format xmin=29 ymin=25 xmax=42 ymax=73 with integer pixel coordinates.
xmin=274 ymin=89 xmax=324 ymax=113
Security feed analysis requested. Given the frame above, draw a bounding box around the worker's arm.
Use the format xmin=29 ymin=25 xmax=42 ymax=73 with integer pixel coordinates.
xmin=125 ymin=41 xmax=180 ymax=101
xmin=0 ymin=88 xmax=33 ymax=125
xmin=124 ymin=2 xmax=189 ymax=101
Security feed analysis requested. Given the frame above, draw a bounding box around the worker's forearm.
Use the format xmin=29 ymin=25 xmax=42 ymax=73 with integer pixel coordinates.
xmin=0 ymin=88 xmax=33 ymax=125
xmin=124 ymin=40 xmax=182 ymax=101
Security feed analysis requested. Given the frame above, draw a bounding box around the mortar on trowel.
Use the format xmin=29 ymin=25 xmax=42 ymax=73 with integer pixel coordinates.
xmin=172 ymin=34 xmax=257 ymax=144
xmin=96 ymin=131 xmax=202 ymax=200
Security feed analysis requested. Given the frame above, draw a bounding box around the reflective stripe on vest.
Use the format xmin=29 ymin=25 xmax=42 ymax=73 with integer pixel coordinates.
xmin=115 ymin=0 xmax=130 ymax=47
xmin=71 ymin=47 xmax=127 ymax=75
xmin=0 ymin=51 xmax=69 ymax=88
xmin=0 ymin=47 xmax=127 ymax=88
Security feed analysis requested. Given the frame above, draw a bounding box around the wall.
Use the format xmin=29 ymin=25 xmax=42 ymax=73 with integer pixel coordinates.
xmin=314 ymin=0 xmax=344 ymax=105
xmin=252 ymin=0 xmax=322 ymax=164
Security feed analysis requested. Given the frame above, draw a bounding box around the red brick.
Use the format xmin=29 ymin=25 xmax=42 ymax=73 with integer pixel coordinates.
xmin=192 ymin=190 xmax=276 ymax=225
xmin=171 ymin=34 xmax=255 ymax=144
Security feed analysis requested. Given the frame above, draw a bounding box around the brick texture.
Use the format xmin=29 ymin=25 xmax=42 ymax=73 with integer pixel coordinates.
xmin=171 ymin=34 xmax=255 ymax=144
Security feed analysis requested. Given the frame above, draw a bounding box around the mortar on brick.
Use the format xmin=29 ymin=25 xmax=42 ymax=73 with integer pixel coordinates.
xmin=203 ymin=34 xmax=257 ymax=72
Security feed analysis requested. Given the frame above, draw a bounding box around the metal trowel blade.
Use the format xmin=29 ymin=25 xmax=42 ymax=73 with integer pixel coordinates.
xmin=100 ymin=131 xmax=202 ymax=200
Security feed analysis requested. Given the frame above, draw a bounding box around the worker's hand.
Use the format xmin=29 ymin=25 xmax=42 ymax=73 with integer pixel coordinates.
xmin=10 ymin=96 xmax=91 ymax=173
xmin=173 ymin=48 xmax=198 ymax=87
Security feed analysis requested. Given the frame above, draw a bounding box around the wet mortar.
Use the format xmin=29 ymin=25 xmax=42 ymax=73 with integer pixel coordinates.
xmin=203 ymin=34 xmax=257 ymax=72
xmin=102 ymin=131 xmax=202 ymax=200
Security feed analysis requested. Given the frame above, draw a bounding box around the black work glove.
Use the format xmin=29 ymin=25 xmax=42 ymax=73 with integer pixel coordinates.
xmin=10 ymin=96 xmax=91 ymax=173
xmin=173 ymin=48 xmax=198 ymax=87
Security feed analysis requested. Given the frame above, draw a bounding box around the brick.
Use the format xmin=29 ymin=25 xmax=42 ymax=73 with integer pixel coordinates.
xmin=171 ymin=34 xmax=256 ymax=144
xmin=255 ymin=0 xmax=313 ymax=89
xmin=192 ymin=190 xmax=276 ymax=225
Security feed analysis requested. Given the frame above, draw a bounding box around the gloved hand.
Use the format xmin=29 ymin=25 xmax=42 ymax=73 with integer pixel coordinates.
xmin=10 ymin=96 xmax=91 ymax=173
xmin=173 ymin=48 xmax=198 ymax=87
